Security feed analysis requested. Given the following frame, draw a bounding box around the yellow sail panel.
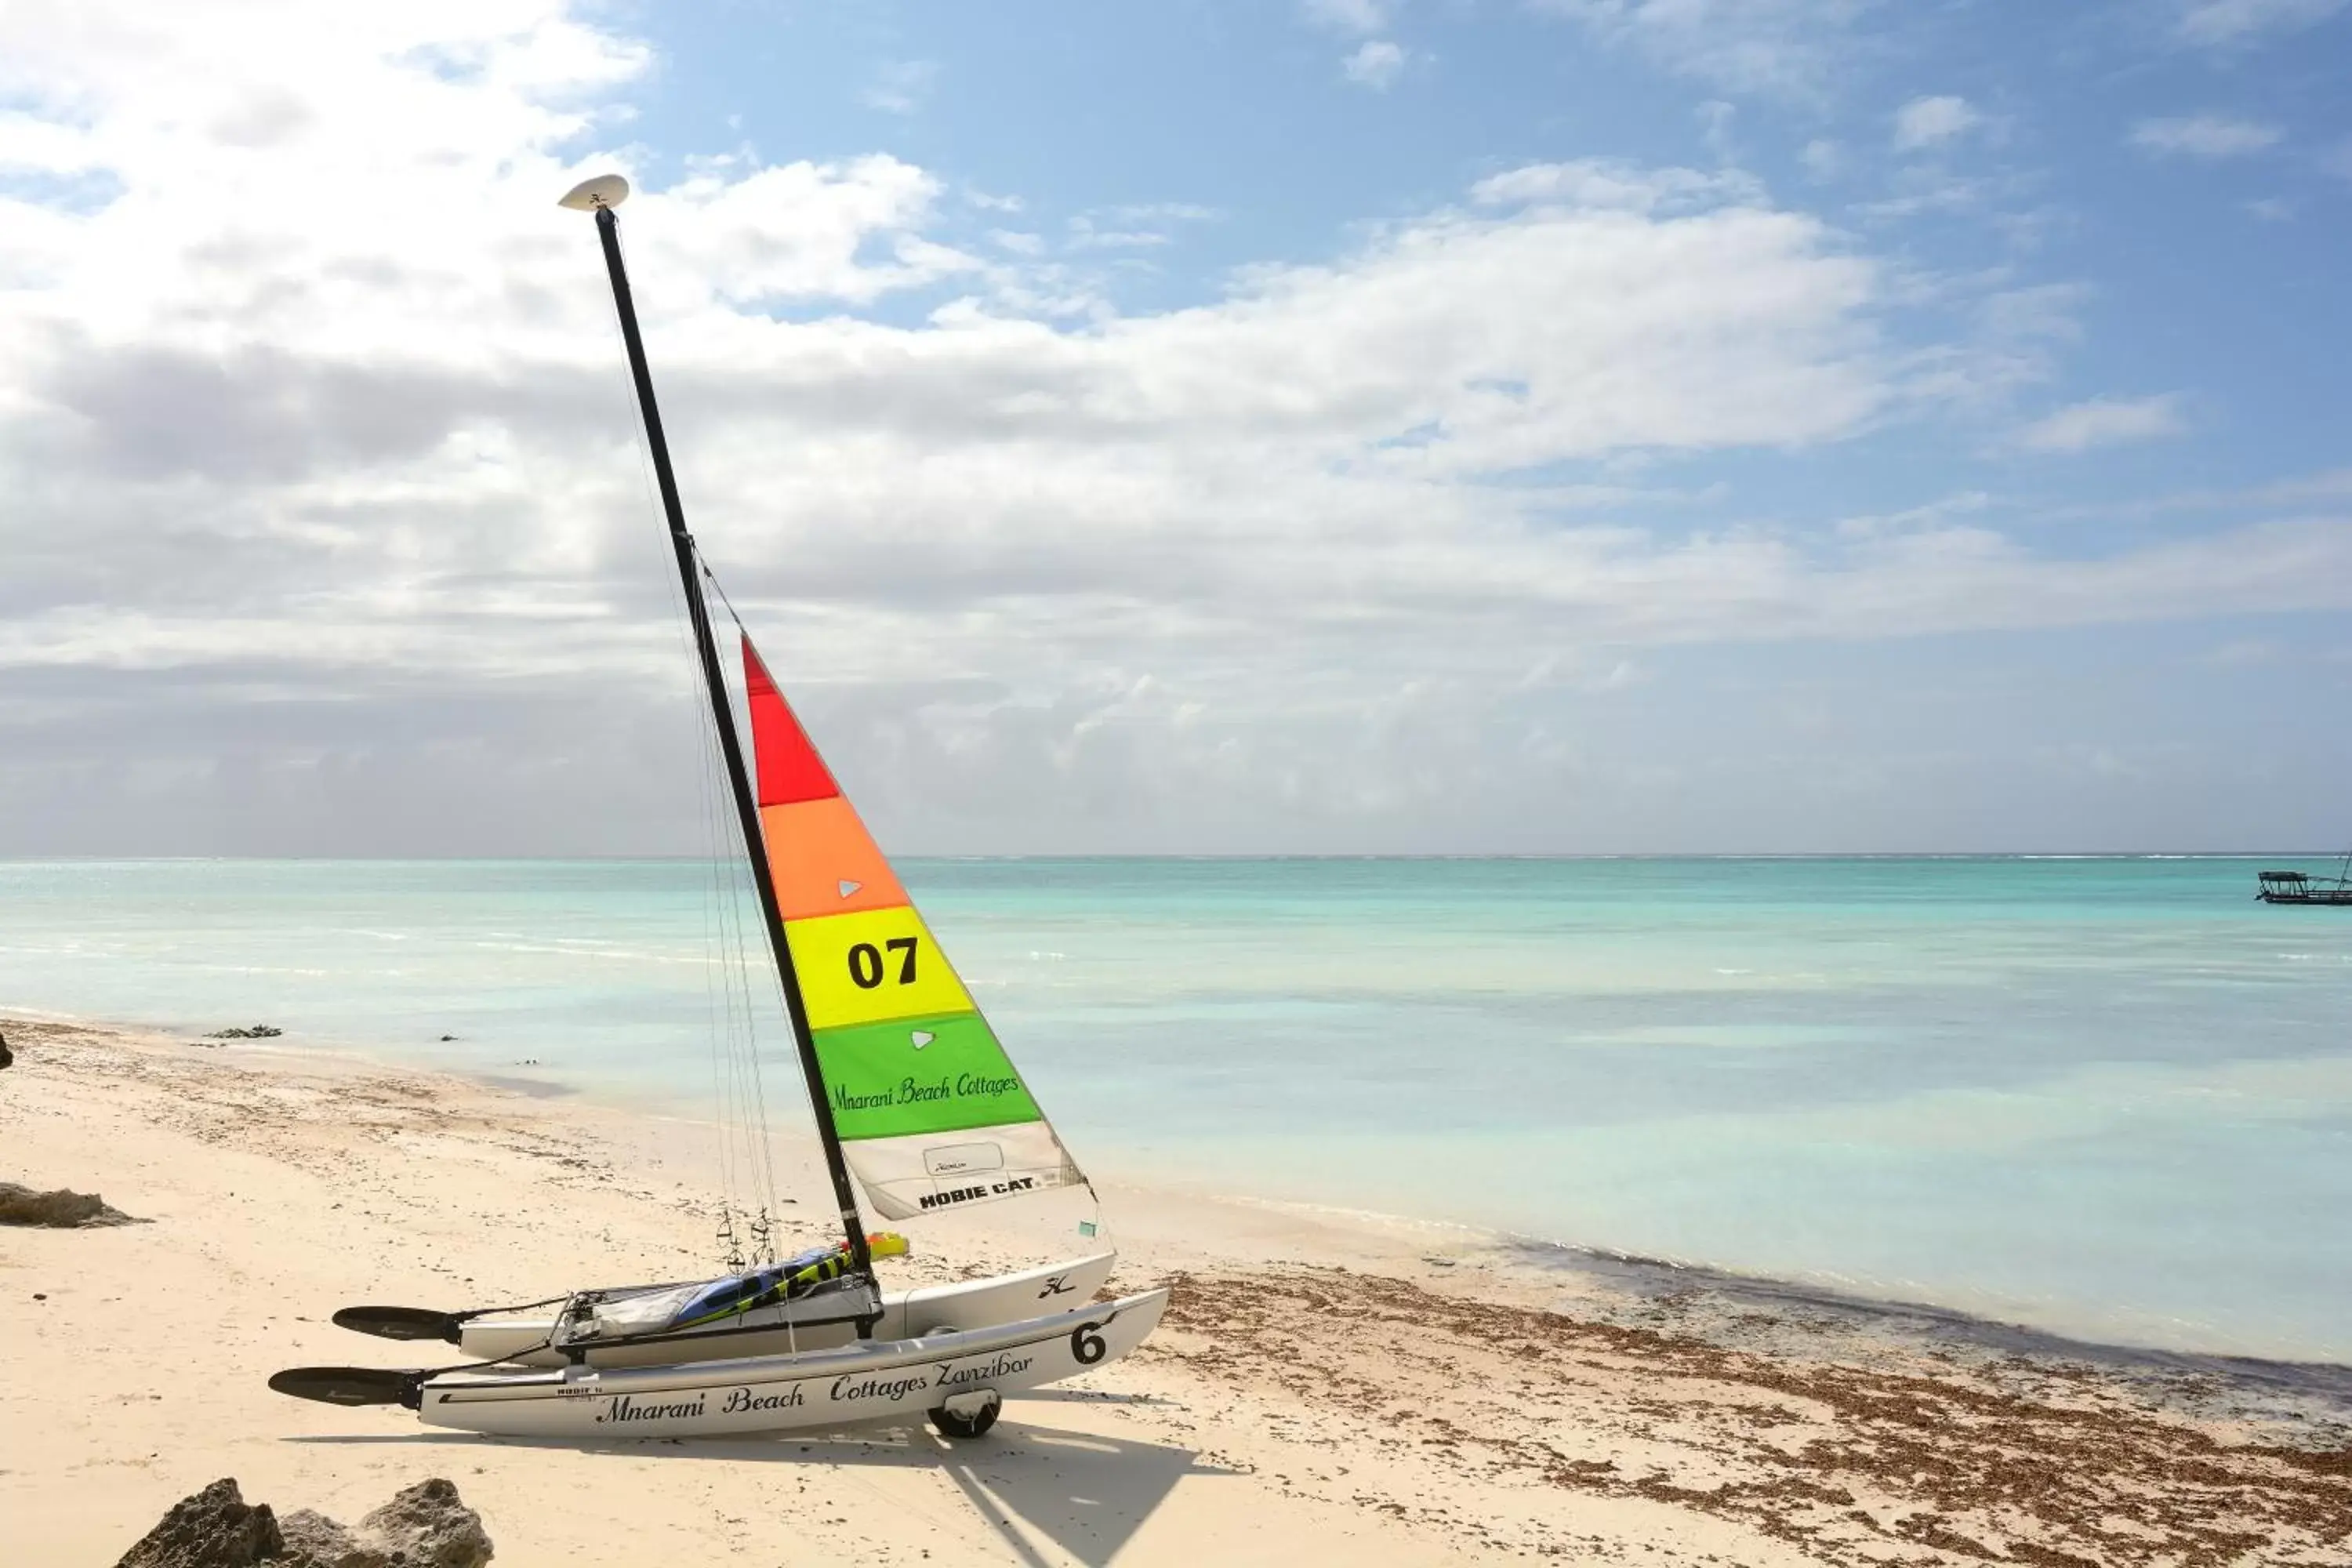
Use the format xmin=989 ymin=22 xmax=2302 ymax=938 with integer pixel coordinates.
xmin=785 ymin=906 xmax=975 ymax=1030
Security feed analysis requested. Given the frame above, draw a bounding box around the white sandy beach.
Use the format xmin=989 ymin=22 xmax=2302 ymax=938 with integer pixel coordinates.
xmin=5 ymin=1016 xmax=2350 ymax=1566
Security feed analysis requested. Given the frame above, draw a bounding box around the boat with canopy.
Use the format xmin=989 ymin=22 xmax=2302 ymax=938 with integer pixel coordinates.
xmin=2257 ymin=854 xmax=2352 ymax=906
xmin=268 ymin=173 xmax=1165 ymax=1439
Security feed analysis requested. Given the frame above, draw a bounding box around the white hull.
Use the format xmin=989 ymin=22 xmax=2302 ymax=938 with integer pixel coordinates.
xmin=459 ymin=1251 xmax=1118 ymax=1368
xmin=419 ymin=1288 xmax=1167 ymax=1438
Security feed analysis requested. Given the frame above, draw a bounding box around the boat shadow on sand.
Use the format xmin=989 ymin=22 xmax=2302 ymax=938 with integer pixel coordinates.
xmin=288 ymin=1410 xmax=1242 ymax=1567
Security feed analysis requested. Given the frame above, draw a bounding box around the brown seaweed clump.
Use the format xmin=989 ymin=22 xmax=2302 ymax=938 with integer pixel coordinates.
xmin=0 ymin=1181 xmax=141 ymax=1227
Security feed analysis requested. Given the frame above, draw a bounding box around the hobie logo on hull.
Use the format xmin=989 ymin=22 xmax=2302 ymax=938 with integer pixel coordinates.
xmin=919 ymin=1175 xmax=1037 ymax=1210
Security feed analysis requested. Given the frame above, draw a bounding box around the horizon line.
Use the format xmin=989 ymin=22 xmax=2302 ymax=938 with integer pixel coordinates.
xmin=1 ymin=850 xmax=2344 ymax=866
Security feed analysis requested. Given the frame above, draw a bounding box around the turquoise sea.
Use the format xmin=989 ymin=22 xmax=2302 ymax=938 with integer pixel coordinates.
xmin=4 ymin=855 xmax=2350 ymax=1363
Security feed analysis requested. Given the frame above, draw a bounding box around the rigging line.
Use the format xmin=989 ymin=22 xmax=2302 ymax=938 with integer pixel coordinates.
xmin=713 ymin=802 xmax=763 ymax=1227
xmin=674 ymin=515 xmax=757 ymax=1247
xmin=669 ymin=561 xmax=783 ymax=1257
xmin=697 ymin=700 xmax=744 ymax=1244
xmin=587 ymin=252 xmax=756 ymax=1263
xmin=699 ymin=604 xmax=777 ymax=1256
xmin=722 ymin=786 xmax=785 ymax=1230
xmin=708 ymin=712 xmax=753 ymax=1247
xmin=711 ymin=696 xmax=786 ymax=1243
xmin=704 ymin=688 xmax=780 ymax=1251
xmin=699 ymin=557 xmax=750 ymax=635
xmin=694 ymin=653 xmax=778 ymax=1252
xmin=695 ymin=549 xmax=789 ymax=1229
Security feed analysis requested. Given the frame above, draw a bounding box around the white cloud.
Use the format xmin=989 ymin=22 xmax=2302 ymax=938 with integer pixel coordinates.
xmin=1893 ymin=95 xmax=1980 ymax=151
xmin=1697 ymin=99 xmax=1738 ymax=158
xmin=861 ymin=58 xmax=938 ymax=115
xmin=1065 ymin=215 xmax=1171 ymax=249
xmin=1304 ymin=0 xmax=1392 ymax=33
xmin=1105 ymin=202 xmax=1221 ymax=224
xmin=2174 ymin=0 xmax=2347 ymax=46
xmin=5 ymin=1 xmax=2343 ymax=854
xmin=1342 ymin=39 xmax=1408 ymax=89
xmin=2016 ymin=395 xmax=2189 ymax=453
xmin=2129 ymin=114 xmax=2283 ymax=159
xmin=1059 ymin=205 xmax=1214 ymax=251
xmin=1533 ymin=0 xmax=1875 ymax=101
xmin=1468 ymin=158 xmax=1764 ymax=212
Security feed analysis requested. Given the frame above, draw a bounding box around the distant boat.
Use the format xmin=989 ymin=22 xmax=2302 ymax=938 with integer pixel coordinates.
xmin=2257 ymin=855 xmax=2352 ymax=906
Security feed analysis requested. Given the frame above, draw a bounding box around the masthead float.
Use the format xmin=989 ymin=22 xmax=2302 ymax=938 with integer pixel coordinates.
xmin=268 ymin=173 xmax=1165 ymax=1440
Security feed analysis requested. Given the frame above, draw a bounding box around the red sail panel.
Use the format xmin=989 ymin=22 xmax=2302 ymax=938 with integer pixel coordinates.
xmin=743 ymin=636 xmax=839 ymax=806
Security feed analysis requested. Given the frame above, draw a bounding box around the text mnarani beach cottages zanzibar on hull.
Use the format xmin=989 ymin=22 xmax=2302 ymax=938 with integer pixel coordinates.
xmin=743 ymin=640 xmax=1077 ymax=1220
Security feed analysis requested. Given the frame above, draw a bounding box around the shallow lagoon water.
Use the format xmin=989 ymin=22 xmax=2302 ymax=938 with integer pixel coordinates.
xmin=4 ymin=855 xmax=2349 ymax=1361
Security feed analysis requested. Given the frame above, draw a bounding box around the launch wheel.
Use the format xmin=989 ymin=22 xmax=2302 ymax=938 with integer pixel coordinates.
xmin=928 ymin=1390 xmax=1002 ymax=1439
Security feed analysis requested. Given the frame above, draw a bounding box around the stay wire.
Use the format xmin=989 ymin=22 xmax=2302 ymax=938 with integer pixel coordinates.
xmin=699 ymin=546 xmax=786 ymax=1248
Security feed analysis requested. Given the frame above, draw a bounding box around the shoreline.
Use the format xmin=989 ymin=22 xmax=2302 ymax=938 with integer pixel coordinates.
xmin=6 ymin=1015 xmax=2352 ymax=1564
xmin=10 ymin=1000 xmax=2351 ymax=1377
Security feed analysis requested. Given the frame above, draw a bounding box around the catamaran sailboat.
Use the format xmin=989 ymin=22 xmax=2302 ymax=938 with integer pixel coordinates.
xmin=267 ymin=173 xmax=1166 ymax=1439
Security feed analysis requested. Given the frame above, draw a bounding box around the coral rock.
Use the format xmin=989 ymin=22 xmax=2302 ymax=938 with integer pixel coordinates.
xmin=114 ymin=1478 xmax=283 ymax=1568
xmin=358 ymin=1479 xmax=494 ymax=1568
xmin=275 ymin=1509 xmax=389 ymax=1568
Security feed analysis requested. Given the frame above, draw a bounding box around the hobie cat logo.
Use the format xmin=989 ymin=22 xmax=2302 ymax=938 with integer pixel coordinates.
xmin=920 ymin=1175 xmax=1038 ymax=1210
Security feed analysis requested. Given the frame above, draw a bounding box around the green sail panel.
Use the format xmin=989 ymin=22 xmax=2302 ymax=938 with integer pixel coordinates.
xmin=813 ymin=1012 xmax=1044 ymax=1142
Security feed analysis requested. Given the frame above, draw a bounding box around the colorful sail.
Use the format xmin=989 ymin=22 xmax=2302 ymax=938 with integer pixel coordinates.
xmin=742 ymin=636 xmax=1085 ymax=1221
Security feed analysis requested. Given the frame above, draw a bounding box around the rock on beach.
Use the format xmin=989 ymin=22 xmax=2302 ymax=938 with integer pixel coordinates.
xmin=113 ymin=1478 xmax=282 ymax=1568
xmin=114 ymin=1478 xmax=492 ymax=1568
xmin=0 ymin=1181 xmax=140 ymax=1227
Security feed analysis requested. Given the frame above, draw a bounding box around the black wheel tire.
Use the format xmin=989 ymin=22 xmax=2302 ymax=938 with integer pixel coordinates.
xmin=927 ymin=1396 xmax=1000 ymax=1439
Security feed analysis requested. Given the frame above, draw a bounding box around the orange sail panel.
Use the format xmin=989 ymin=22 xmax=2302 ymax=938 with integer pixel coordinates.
xmin=742 ymin=632 xmax=1084 ymax=1221
xmin=759 ymin=797 xmax=909 ymax=922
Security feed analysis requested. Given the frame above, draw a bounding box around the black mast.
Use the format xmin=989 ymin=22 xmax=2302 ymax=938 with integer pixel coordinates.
xmin=578 ymin=187 xmax=872 ymax=1281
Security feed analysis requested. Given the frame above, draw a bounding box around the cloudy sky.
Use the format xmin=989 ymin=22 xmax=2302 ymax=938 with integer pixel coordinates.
xmin=2 ymin=0 xmax=2348 ymax=856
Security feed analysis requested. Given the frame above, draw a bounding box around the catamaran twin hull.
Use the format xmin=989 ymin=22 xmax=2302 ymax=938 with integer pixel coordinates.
xmin=453 ymin=1251 xmax=1120 ymax=1369
xmin=413 ymin=1290 xmax=1167 ymax=1439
